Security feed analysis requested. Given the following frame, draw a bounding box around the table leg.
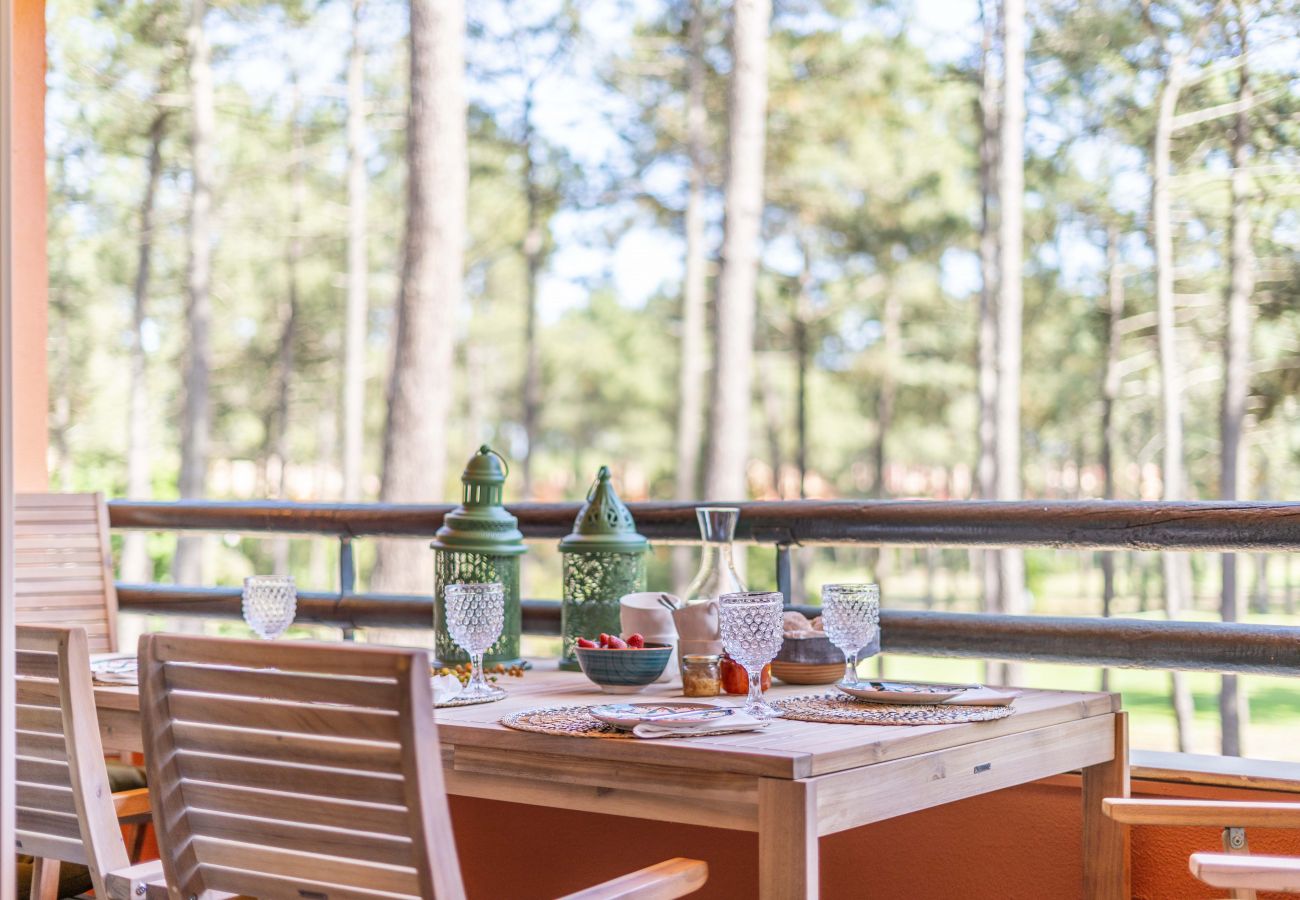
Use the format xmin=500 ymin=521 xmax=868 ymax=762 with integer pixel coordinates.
xmin=1082 ymin=711 xmax=1130 ymax=900
xmin=758 ymin=778 xmax=818 ymax=900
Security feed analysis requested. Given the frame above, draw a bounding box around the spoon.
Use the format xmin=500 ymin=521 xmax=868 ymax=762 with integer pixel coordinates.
xmin=657 ymin=593 xmax=679 ymax=612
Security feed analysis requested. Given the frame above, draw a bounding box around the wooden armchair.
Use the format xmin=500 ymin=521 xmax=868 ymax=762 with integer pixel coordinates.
xmin=117 ymin=633 xmax=707 ymax=899
xmin=15 ymin=625 xmax=135 ymax=899
xmin=1104 ymin=797 xmax=1300 ymax=898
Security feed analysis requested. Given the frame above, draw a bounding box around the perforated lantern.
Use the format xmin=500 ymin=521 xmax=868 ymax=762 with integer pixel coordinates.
xmin=431 ymin=446 xmax=526 ymax=666
xmin=558 ymin=466 xmax=649 ymax=669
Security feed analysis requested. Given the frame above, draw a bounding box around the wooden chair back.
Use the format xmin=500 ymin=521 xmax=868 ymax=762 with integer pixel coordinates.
xmin=139 ymin=633 xmax=466 ymax=900
xmin=15 ymin=625 xmax=131 ymax=897
xmin=16 ymin=493 xmax=120 ymax=653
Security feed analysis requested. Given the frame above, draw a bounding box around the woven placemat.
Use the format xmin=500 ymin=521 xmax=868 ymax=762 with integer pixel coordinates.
xmin=500 ymin=705 xmax=765 ymax=740
xmin=775 ymin=693 xmax=1013 ymax=726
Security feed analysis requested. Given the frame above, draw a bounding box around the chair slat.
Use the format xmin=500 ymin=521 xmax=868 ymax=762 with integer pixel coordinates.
xmin=148 ymin=633 xmax=411 ymax=677
xmin=16 ymin=782 xmax=78 ymax=816
xmin=187 ymin=809 xmax=416 ymax=868
xmin=171 ymin=722 xmax=402 ymax=774
xmin=164 ymin=662 xmax=401 ymax=709
xmin=13 ymin=565 xmax=106 ymax=580
xmin=16 ymin=550 xmax=108 ymax=566
xmin=15 ymin=534 xmax=103 ymax=550
xmin=17 ymin=580 xmax=108 ymax=597
xmin=180 ymin=780 xmax=411 ymax=837
xmin=176 ymin=751 xmax=407 ymax=805
xmin=16 ymin=677 xmax=63 ymax=708
xmin=192 ymin=837 xmax=420 ymax=898
xmin=15 ymin=806 xmax=82 ymax=841
xmin=16 ymin=756 xmax=73 ymax=787
xmin=16 ymin=830 xmax=90 ymax=865
xmin=16 ymin=730 xmax=69 ymax=762
xmin=16 ymin=704 xmax=65 ymax=734
xmin=16 ymin=605 xmax=110 ymax=625
xmin=166 ymin=693 xmax=402 ymax=742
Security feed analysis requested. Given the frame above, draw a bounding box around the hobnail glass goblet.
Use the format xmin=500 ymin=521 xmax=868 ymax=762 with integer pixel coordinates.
xmin=821 ymin=583 xmax=880 ymax=685
xmin=719 ymin=591 xmax=785 ymax=719
xmin=242 ymin=575 xmax=297 ymax=640
xmin=444 ymin=582 xmax=507 ymax=701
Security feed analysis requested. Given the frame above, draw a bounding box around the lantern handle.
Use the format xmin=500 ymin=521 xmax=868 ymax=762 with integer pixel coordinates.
xmin=479 ymin=444 xmax=509 ymax=478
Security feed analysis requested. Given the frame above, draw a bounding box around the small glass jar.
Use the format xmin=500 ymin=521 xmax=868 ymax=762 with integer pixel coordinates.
xmin=681 ymin=654 xmax=721 ymax=697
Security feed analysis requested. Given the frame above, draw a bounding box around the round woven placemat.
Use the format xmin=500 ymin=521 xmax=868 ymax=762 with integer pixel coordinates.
xmin=436 ymin=692 xmax=508 ymax=709
xmin=774 ymin=693 xmax=1013 ymax=726
xmin=500 ymin=705 xmax=765 ymax=740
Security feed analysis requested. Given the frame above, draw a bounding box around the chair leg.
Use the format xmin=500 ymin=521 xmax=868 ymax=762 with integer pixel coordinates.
xmin=129 ymin=822 xmax=149 ymax=863
xmin=30 ymin=857 xmax=60 ymax=900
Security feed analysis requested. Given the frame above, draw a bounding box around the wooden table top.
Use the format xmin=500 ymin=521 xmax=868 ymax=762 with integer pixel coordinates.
xmin=95 ymin=659 xmax=1119 ymax=781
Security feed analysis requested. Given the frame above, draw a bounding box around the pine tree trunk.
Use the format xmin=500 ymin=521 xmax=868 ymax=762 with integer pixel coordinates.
xmin=703 ymin=0 xmax=769 ymax=502
xmin=977 ymin=0 xmax=1001 ymax=649
xmin=1219 ymin=12 xmax=1252 ymax=757
xmin=122 ymin=108 xmax=167 ymax=583
xmin=672 ymin=0 xmax=710 ymax=591
xmin=174 ymin=0 xmax=214 ymax=586
xmin=372 ymin=0 xmax=465 ymax=592
xmin=342 ymin=0 xmax=369 ymax=502
xmin=872 ymin=283 xmax=900 ymax=499
xmin=1099 ymin=223 xmax=1124 ymax=692
xmin=520 ymin=83 xmax=542 ymax=498
xmin=757 ymin=356 xmax=783 ymax=495
xmin=995 ymin=0 xmax=1026 ymax=684
xmin=1153 ymin=51 xmax=1195 ymax=752
xmin=794 ymin=241 xmax=811 ymax=499
xmin=267 ymin=79 xmax=304 ymax=576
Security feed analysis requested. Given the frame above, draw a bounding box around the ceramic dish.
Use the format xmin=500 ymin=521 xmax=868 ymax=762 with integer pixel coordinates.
xmin=771 ymin=660 xmax=844 ymax=685
xmin=588 ymin=702 xmax=735 ymax=730
xmin=837 ymin=680 xmax=979 ymax=705
xmin=575 ymin=642 xmax=673 ymax=693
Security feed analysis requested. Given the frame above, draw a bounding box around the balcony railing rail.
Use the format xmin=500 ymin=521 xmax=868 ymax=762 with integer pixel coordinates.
xmin=108 ymin=499 xmax=1300 ymax=676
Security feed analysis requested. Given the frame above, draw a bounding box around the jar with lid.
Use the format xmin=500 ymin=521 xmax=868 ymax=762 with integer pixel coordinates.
xmin=680 ymin=654 xmax=721 ymax=697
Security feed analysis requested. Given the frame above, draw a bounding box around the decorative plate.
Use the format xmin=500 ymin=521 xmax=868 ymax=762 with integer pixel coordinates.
xmin=837 ymin=680 xmax=978 ymax=705
xmin=587 ymin=702 xmax=732 ymax=730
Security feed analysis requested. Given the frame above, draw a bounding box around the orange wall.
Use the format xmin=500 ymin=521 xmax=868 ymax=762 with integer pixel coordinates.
xmin=449 ymin=776 xmax=1300 ymax=899
xmin=5 ymin=0 xmax=48 ymax=490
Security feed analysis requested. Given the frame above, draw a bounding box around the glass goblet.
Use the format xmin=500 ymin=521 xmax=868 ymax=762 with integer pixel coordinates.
xmin=821 ymin=583 xmax=880 ymax=685
xmin=242 ymin=575 xmax=297 ymax=640
xmin=719 ymin=591 xmax=785 ymax=719
xmin=444 ymin=582 xmax=506 ymax=701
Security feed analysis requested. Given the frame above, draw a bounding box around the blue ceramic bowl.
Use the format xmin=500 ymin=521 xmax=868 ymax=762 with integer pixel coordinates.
xmin=575 ymin=643 xmax=673 ymax=693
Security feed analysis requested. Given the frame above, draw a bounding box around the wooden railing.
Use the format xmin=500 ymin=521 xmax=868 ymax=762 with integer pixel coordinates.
xmin=108 ymin=499 xmax=1300 ymax=676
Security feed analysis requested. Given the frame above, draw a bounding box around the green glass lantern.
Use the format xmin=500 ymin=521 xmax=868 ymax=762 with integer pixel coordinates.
xmin=431 ymin=445 xmax=526 ymax=666
xmin=558 ymin=465 xmax=649 ymax=669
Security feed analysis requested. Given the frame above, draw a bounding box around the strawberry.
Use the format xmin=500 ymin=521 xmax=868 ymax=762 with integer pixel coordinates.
xmin=607 ymin=635 xmax=628 ymax=649
xmin=576 ymin=637 xmax=598 ymax=649
xmin=598 ymin=633 xmax=611 ymax=647
xmin=625 ymin=633 xmax=645 ymax=648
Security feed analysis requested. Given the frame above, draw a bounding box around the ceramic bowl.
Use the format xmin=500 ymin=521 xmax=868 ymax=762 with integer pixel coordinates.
xmin=575 ymin=643 xmax=673 ymax=694
xmin=772 ymin=634 xmax=844 ymax=685
xmin=771 ymin=660 xmax=845 ymax=685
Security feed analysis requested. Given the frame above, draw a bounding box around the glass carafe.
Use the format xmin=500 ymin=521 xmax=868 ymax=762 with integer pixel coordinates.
xmin=683 ymin=507 xmax=746 ymax=603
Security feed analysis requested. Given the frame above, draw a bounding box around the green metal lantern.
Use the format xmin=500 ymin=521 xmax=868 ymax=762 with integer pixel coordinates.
xmin=431 ymin=445 xmax=526 ymax=666
xmin=558 ymin=466 xmax=649 ymax=669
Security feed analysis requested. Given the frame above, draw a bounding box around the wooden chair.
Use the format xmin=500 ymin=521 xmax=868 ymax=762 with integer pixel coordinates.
xmin=1105 ymin=797 xmax=1300 ymax=899
xmin=15 ymin=492 xmax=121 ymax=654
xmin=128 ymin=633 xmax=707 ymax=900
xmin=15 ymin=625 xmax=142 ymax=900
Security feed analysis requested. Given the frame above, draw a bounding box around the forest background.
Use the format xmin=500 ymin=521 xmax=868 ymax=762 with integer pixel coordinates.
xmin=44 ymin=0 xmax=1300 ymax=759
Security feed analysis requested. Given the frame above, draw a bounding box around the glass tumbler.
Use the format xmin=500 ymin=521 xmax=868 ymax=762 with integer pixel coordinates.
xmin=719 ymin=591 xmax=785 ymax=719
xmin=821 ymin=583 xmax=880 ymax=685
xmin=444 ymin=582 xmax=507 ymax=701
xmin=242 ymin=575 xmax=297 ymax=640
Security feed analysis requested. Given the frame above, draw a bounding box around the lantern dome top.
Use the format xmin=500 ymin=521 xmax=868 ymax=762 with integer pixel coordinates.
xmin=559 ymin=465 xmax=648 ymax=554
xmin=432 ymin=445 xmax=526 ymax=555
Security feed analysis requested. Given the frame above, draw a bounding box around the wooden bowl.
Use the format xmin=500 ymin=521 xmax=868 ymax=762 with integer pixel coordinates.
xmin=771 ymin=660 xmax=844 ymax=685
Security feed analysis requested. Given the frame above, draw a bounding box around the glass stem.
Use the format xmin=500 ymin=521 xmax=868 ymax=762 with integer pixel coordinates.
xmin=745 ymin=666 xmax=764 ymax=711
xmin=469 ymin=652 xmax=487 ymax=692
xmin=843 ymin=651 xmax=859 ymax=684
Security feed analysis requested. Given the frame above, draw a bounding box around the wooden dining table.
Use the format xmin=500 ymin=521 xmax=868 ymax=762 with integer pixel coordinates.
xmin=94 ymin=661 xmax=1129 ymax=900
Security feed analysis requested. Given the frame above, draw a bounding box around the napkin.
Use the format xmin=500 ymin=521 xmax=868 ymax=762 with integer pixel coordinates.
xmin=432 ymin=674 xmax=465 ymax=705
xmin=941 ymin=687 xmax=1021 ymax=707
xmin=89 ymin=653 xmax=138 ymax=686
xmin=631 ymin=711 xmax=770 ymax=740
xmin=671 ymin=599 xmax=724 ymax=657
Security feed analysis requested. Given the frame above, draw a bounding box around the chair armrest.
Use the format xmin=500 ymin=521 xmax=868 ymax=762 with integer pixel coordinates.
xmin=104 ymin=859 xmax=166 ymax=900
xmin=1190 ymin=852 xmax=1300 ymax=892
xmin=1103 ymin=798 xmax=1300 ymax=828
xmin=558 ymin=858 xmax=708 ymax=900
xmin=112 ymin=787 xmax=151 ymax=822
